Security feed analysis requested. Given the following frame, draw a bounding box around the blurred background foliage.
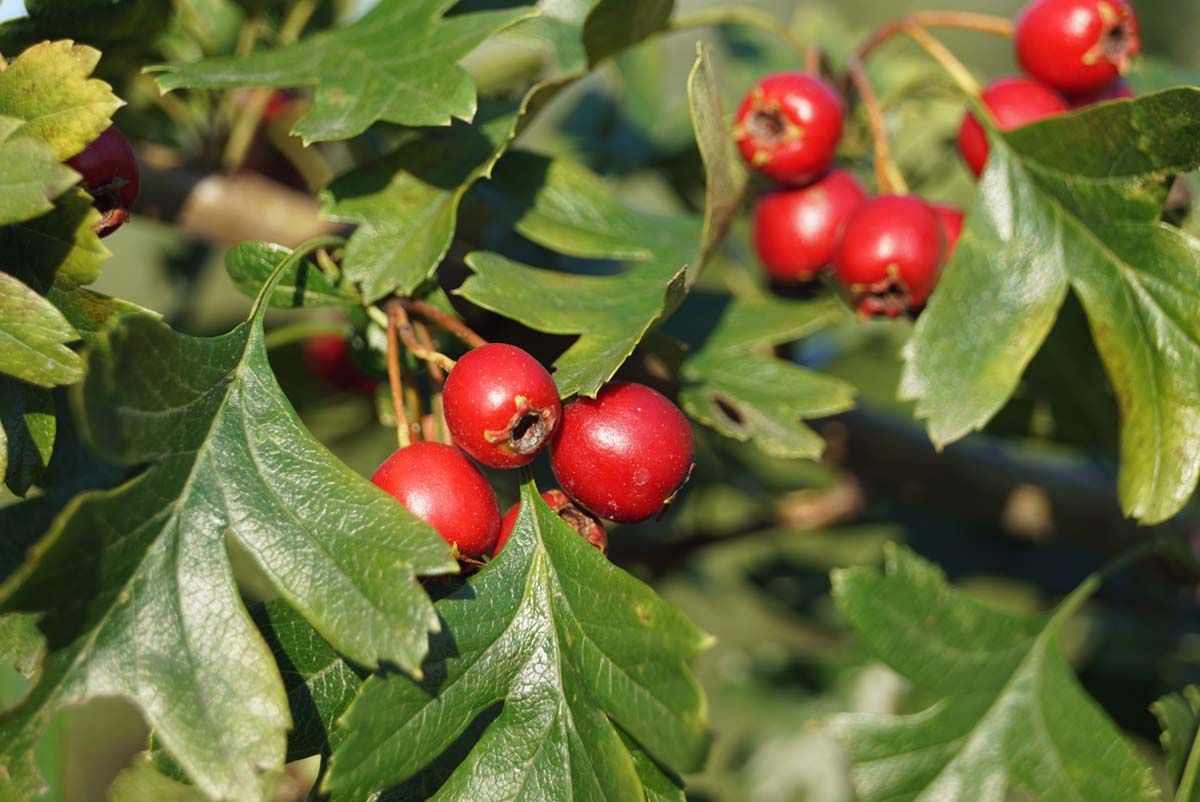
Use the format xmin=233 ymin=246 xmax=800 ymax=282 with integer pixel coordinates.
xmin=2 ymin=0 xmax=1200 ymax=800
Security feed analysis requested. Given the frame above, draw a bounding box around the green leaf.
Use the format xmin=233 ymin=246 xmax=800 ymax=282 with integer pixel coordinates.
xmin=108 ymin=755 xmax=222 ymax=802
xmin=1 ymin=0 xmax=173 ymax=47
xmin=0 ymin=137 xmax=79 ymax=226
xmin=1 ymin=188 xmax=110 ymax=292
xmin=901 ymin=88 xmax=1200 ymax=524
xmin=226 ymin=242 xmax=359 ymax=308
xmin=1152 ymin=686 xmax=1200 ymax=794
xmin=147 ymin=0 xmax=535 ymax=143
xmin=0 ymin=272 xmax=84 ymax=388
xmin=830 ymin=545 xmax=1158 ymax=802
xmin=678 ymin=297 xmax=854 ymax=459
xmin=0 ymin=40 xmax=122 ymax=161
xmin=325 ymin=478 xmax=711 ymax=800
xmin=0 ymin=613 xmax=43 ymax=684
xmin=475 ymin=151 xmax=701 ymax=265
xmin=0 ymin=296 xmax=456 ymax=802
xmin=321 ymin=101 xmax=535 ymax=303
xmin=47 ymin=285 xmax=158 ymax=347
xmin=686 ymin=43 xmax=747 ymax=285
xmin=581 ymin=0 xmax=673 ymax=64
xmin=460 ymin=251 xmax=685 ymax=397
xmin=251 ymin=600 xmax=364 ymax=761
xmin=0 ymin=377 xmax=54 ymax=496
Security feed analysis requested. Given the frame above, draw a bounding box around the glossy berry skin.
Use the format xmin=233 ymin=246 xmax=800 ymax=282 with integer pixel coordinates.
xmin=303 ymin=335 xmax=377 ymax=393
xmin=1069 ymin=78 xmax=1134 ymax=108
xmin=1016 ymin=0 xmax=1140 ymax=97
xmin=735 ymin=72 xmax=845 ymax=186
xmin=958 ymin=77 xmax=1069 ymax=177
xmin=371 ymin=442 xmax=501 ymax=559
xmin=753 ymin=169 xmax=866 ymax=282
xmin=550 ymin=382 xmax=695 ymax=524
xmin=932 ymin=204 xmax=966 ymax=257
xmin=443 ymin=343 xmax=561 ymax=469
xmin=833 ymin=195 xmax=946 ymax=318
xmin=494 ymin=489 xmax=607 ymax=557
xmin=67 ymin=126 xmax=140 ymax=237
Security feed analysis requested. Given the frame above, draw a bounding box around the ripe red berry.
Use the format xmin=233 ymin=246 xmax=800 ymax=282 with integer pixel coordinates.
xmin=493 ymin=489 xmax=607 ymax=557
xmin=932 ymin=204 xmax=965 ymax=257
xmin=550 ymin=382 xmax=695 ymax=524
xmin=753 ymin=169 xmax=866 ymax=282
xmin=371 ymin=442 xmax=501 ymax=559
xmin=443 ymin=343 xmax=561 ymax=469
xmin=957 ymin=77 xmax=1069 ymax=177
xmin=67 ymin=126 xmax=140 ymax=237
xmin=833 ymin=195 xmax=946 ymax=318
xmin=735 ymin=72 xmax=845 ymax=186
xmin=1015 ymin=0 xmax=1140 ymax=97
xmin=303 ymin=335 xmax=377 ymax=393
xmin=1069 ymin=78 xmax=1135 ymax=108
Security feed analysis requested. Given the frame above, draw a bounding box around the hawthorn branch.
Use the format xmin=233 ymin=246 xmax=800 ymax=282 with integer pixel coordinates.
xmin=397 ymin=298 xmax=488 ymax=349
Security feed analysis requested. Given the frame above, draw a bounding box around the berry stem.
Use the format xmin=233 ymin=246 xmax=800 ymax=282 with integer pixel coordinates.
xmin=856 ymin=11 xmax=1013 ymax=61
xmin=903 ymin=24 xmax=983 ymax=98
xmin=385 ymin=305 xmax=416 ymax=449
xmin=389 ymin=301 xmax=457 ymax=373
xmin=804 ymin=45 xmax=823 ymax=76
xmin=846 ymin=56 xmax=907 ymax=195
xmin=413 ymin=320 xmax=450 ymax=445
xmin=315 ymin=247 xmax=341 ymax=282
xmin=669 ymin=7 xmax=807 ymax=56
xmin=397 ymin=298 xmax=488 ymax=349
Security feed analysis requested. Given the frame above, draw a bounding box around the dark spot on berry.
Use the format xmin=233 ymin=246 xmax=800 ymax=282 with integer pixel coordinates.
xmin=748 ymin=108 xmax=787 ymax=143
xmin=510 ymin=412 xmax=549 ymax=455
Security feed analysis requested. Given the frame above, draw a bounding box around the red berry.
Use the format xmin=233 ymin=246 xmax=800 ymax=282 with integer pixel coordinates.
xmin=443 ymin=343 xmax=561 ymax=469
xmin=1069 ymin=78 xmax=1135 ymax=108
xmin=371 ymin=442 xmax=501 ymax=559
xmin=494 ymin=489 xmax=607 ymax=557
xmin=932 ymin=204 xmax=965 ymax=257
xmin=67 ymin=126 xmax=140 ymax=237
xmin=303 ymin=335 xmax=377 ymax=393
xmin=550 ymin=382 xmax=694 ymax=524
xmin=833 ymin=195 xmax=946 ymax=318
xmin=957 ymin=77 xmax=1069 ymax=177
xmin=1016 ymin=0 xmax=1140 ymax=97
xmin=753 ymin=169 xmax=866 ymax=282
xmin=735 ymin=72 xmax=845 ymax=185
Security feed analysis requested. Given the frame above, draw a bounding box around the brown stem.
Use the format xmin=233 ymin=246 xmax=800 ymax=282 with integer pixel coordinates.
xmin=390 ymin=302 xmax=457 ymax=373
xmin=385 ymin=308 xmax=413 ymax=450
xmin=398 ymin=299 xmax=488 ymax=349
xmin=847 ymin=56 xmax=907 ymax=194
xmin=856 ymin=10 xmax=1014 ymax=61
xmin=804 ymin=45 xmax=823 ymax=76
xmin=414 ymin=321 xmax=449 ymax=445
xmin=903 ymin=24 xmax=983 ymax=97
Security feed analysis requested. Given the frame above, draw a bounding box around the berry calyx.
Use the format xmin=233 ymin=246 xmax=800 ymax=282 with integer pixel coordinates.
xmin=550 ymin=382 xmax=695 ymax=524
xmin=1069 ymin=78 xmax=1135 ymax=108
xmin=493 ymin=489 xmax=607 ymax=557
xmin=371 ymin=442 xmax=501 ymax=559
xmin=753 ymin=169 xmax=866 ymax=283
xmin=303 ymin=335 xmax=377 ymax=393
xmin=734 ymin=72 xmax=845 ymax=186
xmin=1015 ymin=0 xmax=1140 ymax=97
xmin=932 ymin=204 xmax=965 ymax=258
xmin=67 ymin=126 xmax=140 ymax=237
xmin=833 ymin=195 xmax=946 ymax=318
xmin=443 ymin=343 xmax=561 ymax=469
xmin=957 ymin=76 xmax=1069 ymax=177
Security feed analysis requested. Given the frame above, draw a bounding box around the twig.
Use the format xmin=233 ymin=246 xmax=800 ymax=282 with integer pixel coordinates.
xmin=847 ymin=55 xmax=907 ymax=194
xmin=414 ymin=321 xmax=449 ymax=444
xmin=903 ymin=24 xmax=983 ymax=98
xmin=389 ymin=302 xmax=457 ymax=373
xmin=804 ymin=45 xmax=823 ymax=76
xmin=385 ymin=307 xmax=414 ymax=450
xmin=856 ymin=11 xmax=1014 ymax=60
xmin=397 ymin=299 xmax=488 ymax=349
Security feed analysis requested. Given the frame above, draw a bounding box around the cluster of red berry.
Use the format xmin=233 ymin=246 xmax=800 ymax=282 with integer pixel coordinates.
xmin=737 ymin=0 xmax=1139 ymax=318
xmin=370 ymin=344 xmax=695 ymax=561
